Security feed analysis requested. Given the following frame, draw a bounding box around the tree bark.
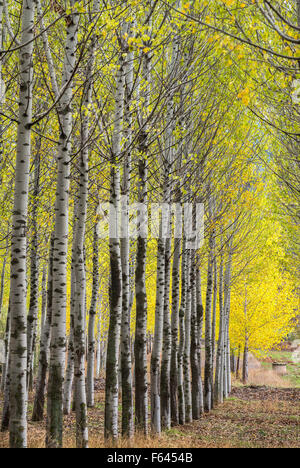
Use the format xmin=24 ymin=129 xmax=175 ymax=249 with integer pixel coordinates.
xmin=211 ymin=256 xmax=217 ymax=407
xmin=134 ymin=43 xmax=151 ymax=435
xmin=204 ymin=229 xmax=214 ymax=412
xmin=9 ymin=0 xmax=36 ymax=448
xmin=105 ymin=39 xmax=126 ymax=441
xmin=120 ymin=22 xmax=134 ymax=437
xmin=170 ymin=234 xmax=181 ymax=426
xmin=32 ymin=236 xmax=54 ymax=421
xmin=0 ymin=238 xmax=8 ymax=321
xmin=183 ymin=249 xmax=192 ymax=423
xmin=190 ymin=250 xmax=201 ymax=420
xmin=87 ymin=225 xmax=99 ymax=408
xmin=150 ymin=232 xmax=165 ymax=433
xmin=47 ymin=3 xmax=79 ymax=448
xmin=178 ymin=238 xmax=187 ymax=425
xmin=214 ymin=252 xmax=224 ymax=404
xmin=196 ymin=260 xmax=204 ymax=415
xmin=63 ymin=200 xmax=78 ymax=416
xmin=134 ymin=156 xmax=148 ymax=434
xmin=96 ymin=313 xmax=101 ymax=379
xmin=1 ymin=301 xmax=10 ymax=432
xmin=27 ymin=138 xmax=41 ymax=391
xmin=223 ymin=250 xmax=232 ymax=398
xmin=243 ymin=336 xmax=249 ymax=384
xmin=236 ymin=346 xmax=241 ymax=379
xmin=160 ymin=235 xmax=172 ymax=430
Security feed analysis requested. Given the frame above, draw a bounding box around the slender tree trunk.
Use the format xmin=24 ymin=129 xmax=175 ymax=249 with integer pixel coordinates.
xmin=204 ymin=230 xmax=214 ymax=412
xmin=226 ymin=326 xmax=231 ymax=394
xmin=40 ymin=266 xmax=47 ymax=332
xmin=242 ymin=283 xmax=249 ymax=385
xmin=150 ymin=232 xmax=165 ymax=433
xmin=87 ymin=225 xmax=99 ymax=408
xmin=1 ymin=302 xmax=10 ymax=432
xmin=183 ymin=250 xmax=192 ymax=423
xmin=101 ymin=340 xmax=107 ymax=371
xmin=47 ymin=4 xmax=79 ymax=448
xmin=178 ymin=238 xmax=187 ymax=425
xmin=190 ymin=250 xmax=201 ymax=420
xmin=170 ymin=234 xmax=181 ymax=426
xmin=0 ymin=246 xmax=7 ymax=320
xmin=1 ymin=305 xmax=9 ymax=392
xmin=1 ymin=352 xmax=10 ymax=432
xmin=160 ymin=235 xmax=172 ymax=430
xmin=96 ymin=314 xmax=101 ymax=379
xmin=223 ymin=250 xmax=232 ymax=398
xmin=243 ymin=336 xmax=249 ymax=384
xmin=230 ymin=351 xmax=236 ymax=374
xmin=63 ymin=201 xmax=78 ymax=416
xmin=196 ymin=260 xmax=204 ymax=415
xmin=105 ymin=42 xmax=126 ymax=441
xmin=134 ymin=156 xmax=148 ymax=434
xmin=27 ymin=139 xmax=41 ymax=390
xmin=9 ymin=0 xmax=36 ymax=448
xmin=214 ymin=251 xmax=224 ymax=404
xmin=32 ymin=236 xmax=54 ymax=421
xmin=120 ymin=24 xmax=134 ymax=436
xmin=73 ymin=16 xmax=99 ymax=444
xmin=134 ymin=44 xmax=151 ymax=435
xmin=211 ymin=256 xmax=217 ymax=406
xmin=236 ymin=346 xmax=241 ymax=379
xmin=160 ymin=13 xmax=181 ymax=428
xmin=221 ymin=260 xmax=230 ymax=399
xmin=73 ymin=205 xmax=89 ymax=448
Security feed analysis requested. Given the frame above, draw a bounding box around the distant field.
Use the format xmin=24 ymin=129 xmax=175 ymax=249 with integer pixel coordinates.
xmin=259 ymin=350 xmax=300 ymax=388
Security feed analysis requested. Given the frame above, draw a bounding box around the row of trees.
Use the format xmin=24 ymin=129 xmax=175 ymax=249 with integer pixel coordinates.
xmin=0 ymin=0 xmax=299 ymax=448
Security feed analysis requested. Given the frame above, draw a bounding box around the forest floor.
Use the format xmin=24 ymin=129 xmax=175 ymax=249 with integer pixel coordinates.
xmin=0 ymin=370 xmax=299 ymax=448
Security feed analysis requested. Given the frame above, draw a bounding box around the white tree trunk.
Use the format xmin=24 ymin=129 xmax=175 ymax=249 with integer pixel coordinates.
xmin=9 ymin=0 xmax=36 ymax=448
xmin=63 ymin=200 xmax=78 ymax=415
xmin=196 ymin=260 xmax=204 ymax=415
xmin=214 ymin=252 xmax=224 ymax=404
xmin=96 ymin=313 xmax=101 ymax=379
xmin=1 ymin=301 xmax=10 ymax=432
xmin=47 ymin=2 xmax=79 ymax=448
xmin=243 ymin=335 xmax=249 ymax=384
xmin=160 ymin=231 xmax=172 ymax=430
xmin=73 ymin=8 xmax=98 ymax=443
xmin=178 ymin=238 xmax=187 ymax=425
xmin=120 ymin=20 xmax=135 ymax=437
xmin=105 ymin=33 xmax=127 ymax=441
xmin=222 ymin=249 xmax=232 ymax=399
xmin=87 ymin=226 xmax=99 ymax=408
xmin=32 ymin=236 xmax=54 ymax=421
xmin=204 ymin=207 xmax=214 ymax=412
xmin=170 ymin=233 xmax=181 ymax=426
xmin=151 ymin=231 xmax=165 ymax=433
xmin=190 ymin=249 xmax=202 ymax=419
xmin=211 ymin=256 xmax=218 ymax=407
xmin=134 ymin=47 xmax=151 ymax=434
xmin=27 ymin=140 xmax=41 ymax=390
xmin=183 ymin=249 xmax=192 ymax=423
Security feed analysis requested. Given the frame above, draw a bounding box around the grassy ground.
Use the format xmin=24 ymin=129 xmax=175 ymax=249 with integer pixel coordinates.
xmin=0 ymin=372 xmax=299 ymax=448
